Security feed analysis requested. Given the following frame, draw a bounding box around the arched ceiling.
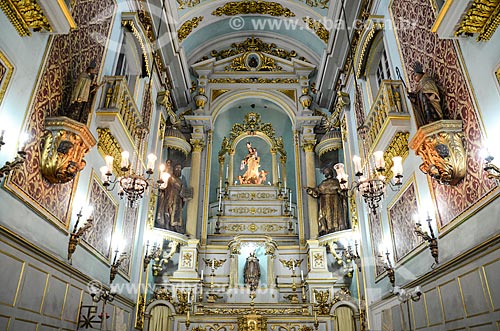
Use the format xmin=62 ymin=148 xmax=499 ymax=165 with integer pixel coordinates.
xmin=151 ymin=0 xmax=365 ymax=111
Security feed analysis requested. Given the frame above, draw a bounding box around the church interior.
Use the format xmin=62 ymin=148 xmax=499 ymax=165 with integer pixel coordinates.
xmin=0 ymin=0 xmax=500 ymax=330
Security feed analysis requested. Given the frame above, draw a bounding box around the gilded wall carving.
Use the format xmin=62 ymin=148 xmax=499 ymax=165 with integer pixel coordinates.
xmin=388 ymin=181 xmax=421 ymax=262
xmin=83 ymin=175 xmax=118 ymax=260
xmin=178 ymin=16 xmax=203 ymax=42
xmin=391 ymin=0 xmax=496 ymax=228
xmin=6 ymin=0 xmax=116 ymax=227
xmin=212 ymin=1 xmax=295 ymax=17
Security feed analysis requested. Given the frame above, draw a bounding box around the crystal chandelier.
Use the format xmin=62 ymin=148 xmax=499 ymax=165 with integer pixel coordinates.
xmin=334 ymin=147 xmax=403 ymax=214
xmin=100 ymin=151 xmax=170 ymax=207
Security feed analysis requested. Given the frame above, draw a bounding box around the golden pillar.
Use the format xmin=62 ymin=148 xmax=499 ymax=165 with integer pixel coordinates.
xmin=186 ymin=138 xmax=205 ymax=237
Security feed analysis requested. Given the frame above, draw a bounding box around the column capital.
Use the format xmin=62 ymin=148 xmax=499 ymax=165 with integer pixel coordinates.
xmin=302 ymin=139 xmax=317 ymax=152
xmin=190 ymin=139 xmax=205 ymax=152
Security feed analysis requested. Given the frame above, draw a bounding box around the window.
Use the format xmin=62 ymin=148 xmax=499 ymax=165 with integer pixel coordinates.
xmin=366 ymin=34 xmax=393 ymax=102
xmin=115 ymin=31 xmax=142 ymax=97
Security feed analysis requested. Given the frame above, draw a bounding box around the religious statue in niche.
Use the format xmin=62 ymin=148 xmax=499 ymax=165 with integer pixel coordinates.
xmin=244 ymin=251 xmax=261 ymax=291
xmin=65 ymin=60 xmax=101 ymax=124
xmin=155 ymin=160 xmax=191 ymax=233
xmin=238 ymin=142 xmax=268 ymax=184
xmin=306 ymin=167 xmax=348 ymax=236
xmin=407 ymin=62 xmax=445 ymax=128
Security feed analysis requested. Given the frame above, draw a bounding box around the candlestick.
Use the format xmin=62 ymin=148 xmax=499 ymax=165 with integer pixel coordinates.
xmin=301 ymin=270 xmax=304 ymax=281
xmin=201 ymin=270 xmax=204 ymax=279
xmin=212 ymin=260 xmax=215 ymax=269
xmin=277 ymin=163 xmax=281 ymax=180
xmin=226 ymin=165 xmax=229 ymax=178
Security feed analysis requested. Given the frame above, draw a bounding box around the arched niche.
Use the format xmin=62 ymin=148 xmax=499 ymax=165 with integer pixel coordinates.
xmin=330 ymin=300 xmax=360 ymax=331
xmin=143 ymin=299 xmax=177 ymax=331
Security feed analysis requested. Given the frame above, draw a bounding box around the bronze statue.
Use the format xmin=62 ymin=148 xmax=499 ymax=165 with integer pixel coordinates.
xmin=243 ymin=251 xmax=261 ymax=291
xmin=155 ymin=162 xmax=188 ymax=233
xmin=407 ymin=62 xmax=444 ymax=128
xmin=306 ymin=167 xmax=348 ymax=236
xmin=67 ymin=60 xmax=99 ymax=123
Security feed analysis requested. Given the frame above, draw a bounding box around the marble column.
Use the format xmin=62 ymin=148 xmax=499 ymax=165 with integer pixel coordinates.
xmin=303 ymin=139 xmax=318 ymax=239
xmin=271 ymin=149 xmax=278 ymax=185
xmin=186 ymin=138 xmax=205 ymax=237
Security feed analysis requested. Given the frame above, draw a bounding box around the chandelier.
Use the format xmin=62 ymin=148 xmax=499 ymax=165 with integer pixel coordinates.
xmin=100 ymin=151 xmax=170 ymax=207
xmin=334 ymin=151 xmax=403 ymax=214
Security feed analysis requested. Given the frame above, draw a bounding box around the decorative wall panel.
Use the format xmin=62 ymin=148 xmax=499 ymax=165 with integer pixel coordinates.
xmin=390 ymin=0 xmax=496 ymax=229
xmin=388 ymin=180 xmax=421 ymax=262
xmin=119 ymin=205 xmax=138 ymax=277
xmin=5 ymin=0 xmax=116 ymax=228
xmin=0 ymin=250 xmax=24 ymax=306
xmin=368 ymin=212 xmax=385 ymax=277
xmin=0 ymin=50 xmax=13 ymax=105
xmin=82 ymin=175 xmax=118 ymax=261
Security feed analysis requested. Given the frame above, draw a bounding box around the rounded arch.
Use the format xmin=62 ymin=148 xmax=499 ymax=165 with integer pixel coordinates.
xmin=210 ymin=89 xmax=297 ymax=127
xmin=144 ymin=300 xmax=177 ymax=316
xmin=330 ymin=300 xmax=359 ymax=314
xmin=233 ymin=132 xmax=274 ymax=152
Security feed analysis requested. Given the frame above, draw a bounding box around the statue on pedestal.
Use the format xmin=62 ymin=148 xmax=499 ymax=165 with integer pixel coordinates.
xmin=238 ymin=142 xmax=267 ymax=184
xmin=67 ymin=60 xmax=100 ymax=124
xmin=244 ymin=252 xmax=260 ymax=291
xmin=407 ymin=62 xmax=444 ymax=128
xmin=306 ymin=167 xmax=348 ymax=236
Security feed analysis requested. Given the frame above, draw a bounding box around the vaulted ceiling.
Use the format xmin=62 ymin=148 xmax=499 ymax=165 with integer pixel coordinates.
xmin=149 ymin=0 xmax=364 ymax=111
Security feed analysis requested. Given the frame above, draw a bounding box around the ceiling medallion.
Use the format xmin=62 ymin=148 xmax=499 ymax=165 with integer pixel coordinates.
xmin=212 ymin=1 xmax=295 ymax=17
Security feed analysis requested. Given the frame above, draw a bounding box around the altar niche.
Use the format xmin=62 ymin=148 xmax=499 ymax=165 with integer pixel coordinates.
xmin=236 ymin=139 xmax=271 ymax=185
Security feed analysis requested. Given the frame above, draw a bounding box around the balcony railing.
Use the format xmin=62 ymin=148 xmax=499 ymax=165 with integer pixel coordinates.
xmin=364 ymin=80 xmax=411 ymax=153
xmin=95 ymin=76 xmax=142 ymax=152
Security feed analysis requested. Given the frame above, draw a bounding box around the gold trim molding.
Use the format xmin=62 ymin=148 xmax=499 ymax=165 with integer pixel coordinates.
xmin=97 ymin=128 xmax=123 ymax=175
xmin=0 ymin=50 xmax=13 ymax=105
xmin=302 ymin=17 xmax=329 ymax=44
xmin=178 ymin=16 xmax=203 ymax=42
xmin=212 ymin=1 xmax=295 ymax=17
xmin=354 ymin=17 xmax=385 ymax=78
xmin=0 ymin=0 xmax=52 ymax=36
xmin=122 ymin=15 xmax=151 ymax=77
xmin=455 ymin=0 xmax=500 ymax=41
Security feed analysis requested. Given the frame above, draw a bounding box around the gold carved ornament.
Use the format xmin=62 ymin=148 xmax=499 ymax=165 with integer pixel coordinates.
xmin=177 ymin=16 xmax=203 ymax=42
xmin=313 ymin=289 xmax=332 ymax=315
xmin=302 ymin=17 xmax=329 ymax=44
xmin=177 ymin=0 xmax=201 ymax=9
xmin=40 ymin=117 xmax=96 ymax=184
xmin=135 ymin=294 xmax=146 ymax=329
xmin=206 ymin=37 xmax=302 ymax=62
xmin=0 ymin=0 xmax=52 ymax=36
xmin=208 ymin=78 xmax=299 ymax=84
xmin=298 ymin=0 xmax=329 ymax=9
xmin=122 ymin=20 xmax=151 ymax=77
xmin=212 ymin=1 xmax=295 ymax=17
xmin=382 ymin=132 xmax=409 ymax=181
xmin=455 ymin=0 xmax=500 ymax=41
xmin=225 ymin=52 xmax=282 ymax=72
xmin=409 ymin=121 xmax=467 ymax=185
xmin=97 ymin=128 xmax=124 ymax=176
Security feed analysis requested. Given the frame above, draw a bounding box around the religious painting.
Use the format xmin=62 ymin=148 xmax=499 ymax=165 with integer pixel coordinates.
xmin=119 ymin=205 xmax=138 ymax=277
xmin=388 ymin=179 xmax=422 ymax=262
xmin=82 ymin=172 xmax=118 ymax=261
xmin=0 ymin=50 xmax=13 ymax=105
xmin=390 ymin=0 xmax=496 ymax=230
xmin=368 ymin=212 xmax=385 ymax=277
xmin=4 ymin=0 xmax=116 ymax=229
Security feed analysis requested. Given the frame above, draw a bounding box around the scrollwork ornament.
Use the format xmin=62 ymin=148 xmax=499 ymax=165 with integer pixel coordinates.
xmin=40 ymin=117 xmax=96 ymax=184
xmin=212 ymin=1 xmax=295 ymax=17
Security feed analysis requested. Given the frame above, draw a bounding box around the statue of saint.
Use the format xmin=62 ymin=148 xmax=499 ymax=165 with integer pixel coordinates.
xmin=67 ymin=60 xmax=100 ymax=123
xmin=407 ymin=62 xmax=444 ymax=128
xmin=244 ymin=252 xmax=261 ymax=291
xmin=155 ymin=162 xmax=188 ymax=233
xmin=238 ymin=142 xmax=266 ymax=184
xmin=306 ymin=167 xmax=348 ymax=236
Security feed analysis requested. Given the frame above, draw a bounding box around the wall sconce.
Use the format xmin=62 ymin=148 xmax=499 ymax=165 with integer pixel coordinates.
xmin=415 ymin=215 xmax=439 ymax=266
xmin=0 ymin=131 xmax=27 ymax=180
xmin=110 ymin=249 xmax=127 ymax=284
xmin=383 ymin=251 xmax=396 ymax=288
xmin=67 ymin=207 xmax=93 ymax=261
xmin=483 ymin=151 xmax=500 ymax=180
xmin=89 ymin=282 xmax=115 ymax=331
xmin=326 ymin=241 xmax=360 ymax=278
xmin=143 ymin=240 xmax=179 ymax=276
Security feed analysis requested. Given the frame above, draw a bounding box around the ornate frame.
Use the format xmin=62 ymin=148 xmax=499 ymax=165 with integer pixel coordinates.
xmin=0 ymin=50 xmax=13 ymax=106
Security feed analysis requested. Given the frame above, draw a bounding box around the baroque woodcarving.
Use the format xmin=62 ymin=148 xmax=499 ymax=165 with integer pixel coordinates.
xmin=391 ymin=0 xmax=496 ymax=228
xmin=6 ymin=0 xmax=116 ymax=227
